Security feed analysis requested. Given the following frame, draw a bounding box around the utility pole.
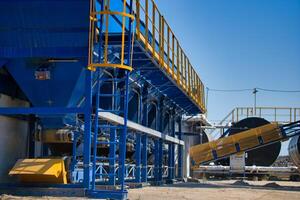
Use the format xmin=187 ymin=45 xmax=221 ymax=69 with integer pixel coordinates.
xmin=253 ymin=88 xmax=258 ymax=115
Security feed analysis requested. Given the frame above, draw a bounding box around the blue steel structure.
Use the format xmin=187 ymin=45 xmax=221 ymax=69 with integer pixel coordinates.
xmin=0 ymin=0 xmax=206 ymax=199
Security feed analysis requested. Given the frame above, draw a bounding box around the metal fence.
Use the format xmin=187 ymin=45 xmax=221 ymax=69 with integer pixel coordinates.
xmin=220 ymin=107 xmax=300 ymax=125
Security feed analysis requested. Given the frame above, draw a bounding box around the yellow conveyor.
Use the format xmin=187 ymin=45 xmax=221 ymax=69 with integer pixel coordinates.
xmin=190 ymin=123 xmax=283 ymax=168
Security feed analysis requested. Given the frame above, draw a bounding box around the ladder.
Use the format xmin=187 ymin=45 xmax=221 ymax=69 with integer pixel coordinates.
xmin=86 ymin=0 xmax=135 ymax=199
xmin=91 ymin=69 xmax=130 ymax=191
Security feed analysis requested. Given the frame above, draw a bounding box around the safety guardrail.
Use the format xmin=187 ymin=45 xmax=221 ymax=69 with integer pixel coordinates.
xmin=135 ymin=0 xmax=206 ymax=112
xmin=220 ymin=107 xmax=300 ymax=125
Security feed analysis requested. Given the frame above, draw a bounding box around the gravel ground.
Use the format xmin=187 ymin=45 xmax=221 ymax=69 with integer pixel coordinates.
xmin=128 ymin=180 xmax=300 ymax=200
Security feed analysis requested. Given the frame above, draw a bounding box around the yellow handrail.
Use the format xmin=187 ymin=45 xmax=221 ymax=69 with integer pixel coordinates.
xmin=135 ymin=0 xmax=206 ymax=112
xmin=88 ymin=0 xmax=135 ymax=72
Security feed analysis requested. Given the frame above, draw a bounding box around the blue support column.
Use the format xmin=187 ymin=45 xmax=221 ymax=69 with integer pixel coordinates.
xmin=154 ymin=138 xmax=160 ymax=182
xmin=84 ymin=69 xmax=92 ymax=189
xmin=141 ymin=83 xmax=148 ymax=182
xmin=154 ymin=97 xmax=164 ymax=184
xmin=109 ymin=127 xmax=116 ymax=185
xmin=141 ymin=134 xmax=148 ymax=182
xmin=168 ymin=110 xmax=175 ymax=181
xmin=177 ymin=116 xmax=183 ymax=179
xmin=135 ymin=134 xmax=142 ymax=182
xmin=158 ymin=139 xmax=163 ymax=182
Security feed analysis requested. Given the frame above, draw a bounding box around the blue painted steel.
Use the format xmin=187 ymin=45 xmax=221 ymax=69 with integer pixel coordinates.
xmin=119 ymin=0 xmax=134 ymax=192
xmin=87 ymin=189 xmax=128 ymax=200
xmin=0 ymin=0 xmax=89 ymax=58
xmin=168 ymin=112 xmax=175 ymax=180
xmin=0 ymin=107 xmax=84 ymax=115
xmin=141 ymin=83 xmax=149 ymax=182
xmin=158 ymin=139 xmax=163 ymax=183
xmin=0 ymin=0 xmax=195 ymax=198
xmin=83 ymin=69 xmax=92 ymax=190
xmin=0 ymin=60 xmax=7 ymax=68
xmin=92 ymin=69 xmax=101 ymax=190
xmin=109 ymin=127 xmax=117 ymax=185
xmin=154 ymin=139 xmax=160 ymax=182
xmin=0 ymin=0 xmax=89 ymax=128
xmin=177 ymin=117 xmax=183 ymax=178
xmin=88 ymin=1 xmax=134 ymax=198
xmin=141 ymin=134 xmax=148 ymax=182
xmin=153 ymin=97 xmax=164 ymax=184
xmin=6 ymin=60 xmax=86 ymax=128
xmin=135 ymin=134 xmax=142 ymax=183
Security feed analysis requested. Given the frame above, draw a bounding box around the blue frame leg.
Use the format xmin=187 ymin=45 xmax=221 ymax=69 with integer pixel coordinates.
xmin=135 ymin=134 xmax=142 ymax=183
xmin=141 ymin=134 xmax=148 ymax=182
xmin=177 ymin=117 xmax=183 ymax=179
xmin=84 ymin=69 xmax=92 ymax=190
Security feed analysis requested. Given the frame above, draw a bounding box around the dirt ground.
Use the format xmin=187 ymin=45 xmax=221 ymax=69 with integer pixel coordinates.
xmin=128 ymin=180 xmax=300 ymax=200
xmin=1 ymin=180 xmax=300 ymax=200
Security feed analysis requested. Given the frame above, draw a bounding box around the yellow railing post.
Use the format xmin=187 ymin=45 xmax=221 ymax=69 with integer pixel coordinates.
xmin=180 ymin=48 xmax=183 ymax=86
xmin=167 ymin=26 xmax=170 ymax=69
xmin=176 ymin=41 xmax=180 ymax=85
xmin=188 ymin=61 xmax=191 ymax=95
xmin=172 ymin=35 xmax=175 ymax=79
xmin=152 ymin=4 xmax=156 ymax=59
xmin=136 ymin=0 xmax=140 ymax=39
xmin=145 ymin=0 xmax=148 ymax=50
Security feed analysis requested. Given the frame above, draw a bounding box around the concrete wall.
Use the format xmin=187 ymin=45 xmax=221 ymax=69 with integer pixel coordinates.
xmin=0 ymin=94 xmax=29 ymax=183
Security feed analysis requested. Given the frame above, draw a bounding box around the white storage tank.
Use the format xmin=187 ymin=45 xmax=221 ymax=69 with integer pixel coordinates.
xmin=288 ymin=135 xmax=300 ymax=167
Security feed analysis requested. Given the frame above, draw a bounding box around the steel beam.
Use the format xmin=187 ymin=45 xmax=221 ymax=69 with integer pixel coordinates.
xmin=141 ymin=84 xmax=149 ymax=182
xmin=135 ymin=134 xmax=142 ymax=183
xmin=0 ymin=107 xmax=84 ymax=115
xmin=83 ymin=69 xmax=92 ymax=189
xmin=177 ymin=116 xmax=183 ymax=178
xmin=98 ymin=111 xmax=184 ymax=145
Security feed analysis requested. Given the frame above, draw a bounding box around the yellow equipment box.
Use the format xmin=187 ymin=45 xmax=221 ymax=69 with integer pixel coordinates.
xmin=9 ymin=159 xmax=67 ymax=184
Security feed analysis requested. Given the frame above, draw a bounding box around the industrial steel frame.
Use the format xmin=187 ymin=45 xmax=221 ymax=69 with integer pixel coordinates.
xmin=0 ymin=0 xmax=209 ymax=199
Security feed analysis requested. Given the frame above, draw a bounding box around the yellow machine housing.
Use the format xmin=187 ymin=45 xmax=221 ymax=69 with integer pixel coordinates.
xmin=9 ymin=159 xmax=68 ymax=184
xmin=190 ymin=123 xmax=283 ymax=168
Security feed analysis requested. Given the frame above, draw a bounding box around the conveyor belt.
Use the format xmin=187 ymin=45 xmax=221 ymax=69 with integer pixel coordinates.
xmin=190 ymin=121 xmax=300 ymax=168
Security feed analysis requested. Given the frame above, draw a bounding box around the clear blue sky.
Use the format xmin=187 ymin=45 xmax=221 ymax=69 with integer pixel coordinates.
xmin=156 ymin=0 xmax=300 ymax=154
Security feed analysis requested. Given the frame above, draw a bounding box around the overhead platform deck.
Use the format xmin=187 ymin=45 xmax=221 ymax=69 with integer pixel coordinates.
xmin=96 ymin=0 xmax=206 ymax=115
